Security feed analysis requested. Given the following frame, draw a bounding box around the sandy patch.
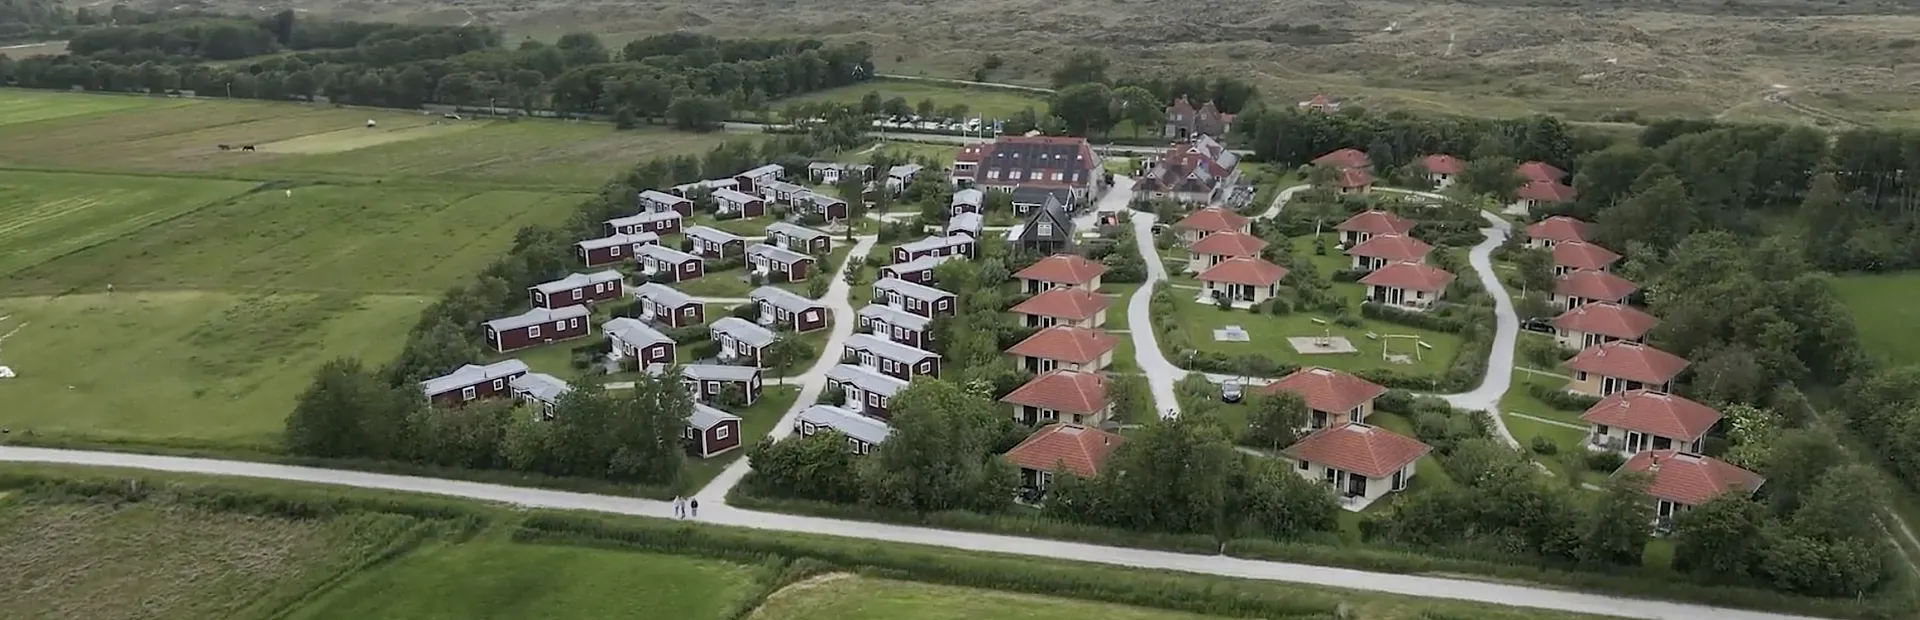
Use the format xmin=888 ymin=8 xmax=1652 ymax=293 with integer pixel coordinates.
xmin=743 ymin=572 xmax=857 ymax=620
xmin=0 ymin=41 xmax=67 ymax=57
xmin=254 ymin=122 xmax=480 ymax=155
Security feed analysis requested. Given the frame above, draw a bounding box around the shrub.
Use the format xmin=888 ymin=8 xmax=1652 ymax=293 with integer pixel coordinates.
xmin=1332 ymin=311 xmax=1361 ymax=328
xmin=663 ymin=326 xmax=711 ymax=344
xmin=1585 ymin=450 xmax=1627 ymax=473
xmin=731 ymin=303 xmax=760 ymax=320
xmin=1530 ymin=435 xmax=1559 ymax=455
xmin=1214 ymin=294 xmax=1232 ymax=311
xmin=1526 ymin=382 xmax=1601 ymax=412
xmin=1360 ymin=302 xmax=1465 ymax=333
xmin=679 ymin=237 xmax=695 ymax=251
xmin=1312 ymin=237 xmax=1327 ymax=255
xmin=1330 ymin=269 xmax=1367 ymax=283
xmin=684 ymin=339 xmax=719 ymax=360
xmin=1268 ymin=297 xmax=1291 ymax=315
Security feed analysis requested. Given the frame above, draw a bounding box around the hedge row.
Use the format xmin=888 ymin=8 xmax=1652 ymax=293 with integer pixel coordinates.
xmin=0 ymin=469 xmax=491 ymax=528
xmin=1527 ymin=381 xmax=1602 ymax=411
xmin=512 ymin=513 xmax=1341 ymax=620
xmin=727 ymin=486 xmax=1219 ymax=554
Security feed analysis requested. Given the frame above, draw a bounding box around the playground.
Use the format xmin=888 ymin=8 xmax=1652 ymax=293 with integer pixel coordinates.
xmin=1172 ymin=302 xmax=1461 ymax=378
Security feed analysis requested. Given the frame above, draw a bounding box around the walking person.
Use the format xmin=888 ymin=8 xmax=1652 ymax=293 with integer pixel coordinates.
xmin=672 ymin=496 xmax=685 ymax=519
xmin=689 ymin=498 xmax=700 ymax=519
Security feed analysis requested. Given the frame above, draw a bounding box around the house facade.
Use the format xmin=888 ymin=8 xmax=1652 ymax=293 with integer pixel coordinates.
xmin=638 ymin=189 xmax=694 ymax=217
xmin=746 ymin=243 xmax=815 ymax=282
xmin=636 ymin=245 xmax=705 ymax=283
xmin=950 ymin=135 xmax=1104 ymax=206
xmin=951 ymin=188 xmax=984 ymax=214
xmin=484 ymin=305 xmax=591 ymax=353
xmin=712 ymin=188 xmax=766 ymax=218
xmin=892 ymin=235 xmax=974 ymax=264
xmin=1135 ymin=135 xmax=1240 ymax=205
xmin=1003 ymin=423 xmax=1124 ymax=492
xmin=421 ymin=359 xmax=529 ymax=407
xmin=1419 ymin=154 xmax=1464 ymax=189
xmin=529 ymin=270 xmax=624 ymax=309
xmin=1163 ymin=96 xmax=1232 ymax=139
xmin=632 ymin=282 xmax=704 ymax=327
xmin=946 ymin=212 xmax=984 ymax=238
xmin=1259 ymin=367 xmax=1388 ymax=431
xmin=603 ymin=317 xmax=676 ymax=372
xmin=1359 ymin=262 xmax=1454 ymax=309
xmin=605 ymin=210 xmax=683 ymax=236
xmin=734 ymin=163 xmax=785 ymax=194
xmin=1013 ymin=254 xmax=1106 ymax=294
xmin=1345 ymin=234 xmax=1432 ymax=271
xmin=1581 ymin=390 xmax=1722 ymax=456
xmin=872 ymin=277 xmax=956 ymax=317
xmin=1284 ymin=423 xmax=1431 ymax=511
xmin=1552 ymin=301 xmax=1657 ymax=350
xmin=843 ymin=333 xmax=940 ymax=380
xmin=826 ymin=364 xmax=909 ymax=419
xmin=1172 ymin=206 xmax=1251 ymax=247
xmin=510 ymin=372 xmax=572 ymax=418
xmin=1010 ymin=288 xmax=1111 ymax=329
xmin=1616 ymin=451 xmax=1764 ymax=526
xmin=1197 ymin=256 xmax=1288 ymax=305
xmin=794 ymin=404 xmax=892 ymax=455
xmin=1186 ymin=231 xmax=1267 ymax=274
xmin=1565 ymin=340 xmax=1690 ymax=397
xmin=1006 ymin=325 xmax=1117 ymax=374
xmin=766 ymin=222 xmax=832 ymax=254
xmin=684 ymin=226 xmax=746 ymax=258
xmin=1006 ymin=197 xmax=1075 ymax=255
xmin=1526 ymin=215 xmax=1592 ymax=250
xmin=750 ymin=286 xmax=830 ymax=333
xmin=711 ymin=316 xmax=776 ymax=366
xmin=857 ymin=304 xmax=933 ymax=349
xmin=576 ymin=232 xmax=660 ymax=267
xmin=1003 ymin=369 xmax=1112 ymax=426
xmin=1553 ymin=269 xmax=1639 ymax=311
xmin=880 ymin=254 xmax=959 ymax=285
xmin=1335 ymin=210 xmax=1415 ymax=247
xmin=682 ymin=364 xmax=764 ymax=406
xmin=686 ymin=403 xmax=743 ymax=458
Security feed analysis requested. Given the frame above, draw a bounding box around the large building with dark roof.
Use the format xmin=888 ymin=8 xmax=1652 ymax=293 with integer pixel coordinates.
xmin=951 ymin=135 xmax=1105 ymax=207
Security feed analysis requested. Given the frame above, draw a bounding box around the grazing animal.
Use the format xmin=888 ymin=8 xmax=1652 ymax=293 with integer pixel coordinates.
xmin=217 ymin=144 xmax=232 ymax=151
xmin=241 ymin=145 xmax=256 ymax=152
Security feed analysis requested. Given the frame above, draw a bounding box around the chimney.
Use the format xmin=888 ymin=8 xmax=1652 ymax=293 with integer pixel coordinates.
xmin=1648 ymin=454 xmax=1660 ymax=473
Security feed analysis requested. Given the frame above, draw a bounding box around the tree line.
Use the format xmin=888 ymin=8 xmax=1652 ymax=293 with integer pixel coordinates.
xmin=0 ymin=13 xmax=873 ymax=126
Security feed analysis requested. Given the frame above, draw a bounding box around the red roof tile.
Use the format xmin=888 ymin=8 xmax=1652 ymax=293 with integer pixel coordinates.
xmin=1188 ymin=230 xmax=1268 ymax=257
xmin=1345 ymin=234 xmax=1433 ymax=262
xmin=1526 ymin=216 xmax=1591 ymax=244
xmin=1420 ymin=154 xmax=1465 ymax=175
xmin=1001 ymin=370 xmax=1109 ymax=415
xmin=1196 ymin=256 xmax=1288 ymax=286
xmin=1014 ymin=254 xmax=1108 ymax=286
xmin=1313 ymin=148 xmax=1372 ymax=170
xmin=1618 ymin=451 xmax=1764 ymax=507
xmin=1006 ymin=326 xmax=1118 ymax=365
xmin=1174 ymin=207 xmax=1250 ymax=233
xmin=1003 ymin=423 xmax=1124 ymax=479
xmin=1284 ymin=423 xmax=1431 ymax=479
xmin=1554 ymin=269 xmax=1638 ymax=302
xmin=1259 ymin=367 xmax=1387 ymax=414
xmin=1553 ymin=241 xmax=1622 ymax=271
xmin=1551 ymin=301 xmax=1657 ymax=341
xmin=1517 ymin=180 xmax=1577 ymax=203
xmin=1581 ymin=390 xmax=1722 ymax=442
xmin=1516 ymin=161 xmax=1569 ymax=183
xmin=1337 ymin=210 xmax=1416 ymax=236
xmin=1336 ymin=167 xmax=1374 ymax=188
xmin=1010 ymin=288 xmax=1112 ymax=321
xmin=1359 ymin=261 xmax=1455 ymax=293
xmin=1566 ymin=341 xmax=1690 ymax=386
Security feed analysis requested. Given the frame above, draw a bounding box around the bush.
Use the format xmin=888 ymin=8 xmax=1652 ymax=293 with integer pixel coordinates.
xmin=1267 ymin=297 xmax=1291 ymax=315
xmin=1585 ymin=450 xmax=1627 ymax=473
xmin=1214 ymin=294 xmax=1232 ymax=311
xmin=679 ymin=237 xmax=695 ymax=252
xmin=1530 ymin=435 xmax=1559 ymax=455
xmin=1360 ymin=302 xmax=1465 ymax=333
xmin=731 ymin=303 xmax=760 ymax=320
xmin=1330 ymin=269 xmax=1367 ymax=283
xmin=1331 ymin=310 xmax=1361 ymax=328
xmin=663 ymin=325 xmax=711 ymax=344
xmin=684 ymin=339 xmax=719 ymax=360
xmin=1526 ymin=382 xmax=1601 ymax=412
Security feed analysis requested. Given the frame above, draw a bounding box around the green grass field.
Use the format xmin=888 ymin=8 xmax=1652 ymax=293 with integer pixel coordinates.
xmin=1833 ymin=271 xmax=1920 ymax=364
xmin=0 ymin=88 xmax=730 ymax=450
xmin=0 ymin=495 xmax=420 ymax=620
xmin=284 ymin=538 xmax=754 ymax=620
xmin=781 ymin=81 xmax=1048 ymax=121
xmin=752 ymin=575 xmax=1229 ymax=620
xmin=1170 ymin=300 xmax=1462 ymax=379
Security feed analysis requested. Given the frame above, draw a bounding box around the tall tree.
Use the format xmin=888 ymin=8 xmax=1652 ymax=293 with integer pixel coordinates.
xmin=1240 ymin=390 xmax=1307 ymax=452
xmin=1049 ymin=50 xmax=1109 ymax=88
xmin=1109 ymin=85 xmax=1162 ymax=137
xmin=1578 ymin=471 xmax=1652 ymax=565
xmin=285 ymin=358 xmax=409 ymax=459
xmin=1049 ymin=82 xmax=1114 ymax=137
xmin=859 ymin=379 xmax=1016 ymax=512
xmin=1457 ymin=156 xmax=1524 ymax=201
xmin=1595 ymin=171 xmax=1694 ymax=251
xmin=1671 ymin=494 xmax=1765 ymax=578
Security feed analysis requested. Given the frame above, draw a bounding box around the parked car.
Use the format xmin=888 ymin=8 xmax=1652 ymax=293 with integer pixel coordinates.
xmin=1521 ymin=317 xmax=1555 ymax=334
xmin=1220 ymin=380 xmax=1243 ymax=403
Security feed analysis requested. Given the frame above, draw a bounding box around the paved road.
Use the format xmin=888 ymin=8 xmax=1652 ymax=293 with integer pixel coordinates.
xmin=1124 ymin=205 xmax=1184 ymax=418
xmin=1434 ymin=211 xmax=1521 ymax=446
xmin=0 ymin=445 xmax=1830 ymax=620
xmin=695 ymin=235 xmax=876 ymax=501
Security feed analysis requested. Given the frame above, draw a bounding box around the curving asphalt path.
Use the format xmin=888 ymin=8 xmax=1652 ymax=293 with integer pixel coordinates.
xmin=1435 ymin=211 xmax=1521 ymax=446
xmin=696 ymin=235 xmax=875 ymax=501
xmin=0 ymin=445 xmax=1828 ymax=620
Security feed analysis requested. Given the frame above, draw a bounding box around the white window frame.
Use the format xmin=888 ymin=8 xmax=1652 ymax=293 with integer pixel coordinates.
xmin=571 ymin=318 xmax=580 ymax=328
xmin=715 ymin=425 xmax=730 ymax=440
xmin=573 ymin=288 xmax=584 ymax=300
xmin=492 ymin=379 xmax=504 ymax=390
xmin=529 ymin=325 xmax=542 ymax=338
xmin=460 ymin=386 xmax=477 ymax=401
xmin=610 ymin=245 xmax=621 ymax=256
xmin=1037 ymin=222 xmax=1053 ymax=237
xmin=684 ymin=306 xmax=697 ymax=318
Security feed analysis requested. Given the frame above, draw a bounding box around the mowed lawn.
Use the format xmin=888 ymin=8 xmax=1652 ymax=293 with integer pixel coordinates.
xmin=752 ymin=575 xmax=1233 ymax=620
xmin=0 ymin=170 xmax=257 ymax=278
xmin=3 ymin=184 xmax=587 ymax=295
xmin=780 ymin=81 xmax=1047 ymax=120
xmin=283 ymin=539 xmax=755 ymax=620
xmin=1169 ymin=300 xmax=1462 ymax=380
xmin=1834 ymin=271 xmax=1920 ymax=364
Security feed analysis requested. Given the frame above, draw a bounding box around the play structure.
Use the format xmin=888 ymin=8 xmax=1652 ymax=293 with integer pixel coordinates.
xmin=1287 ymin=318 xmax=1358 ymax=354
xmin=1380 ymin=333 xmax=1432 ymax=365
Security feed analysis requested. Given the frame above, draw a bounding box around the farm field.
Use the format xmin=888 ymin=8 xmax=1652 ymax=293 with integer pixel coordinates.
xmin=0 ymin=170 xmax=258 ymax=278
xmin=0 ymin=88 xmax=733 ymax=451
xmin=0 ymin=494 xmax=422 ymax=620
xmin=283 ymin=538 xmax=755 ymax=620
xmin=752 ymin=575 xmax=1231 ymax=620
xmin=1833 ymin=271 xmax=1920 ymax=364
